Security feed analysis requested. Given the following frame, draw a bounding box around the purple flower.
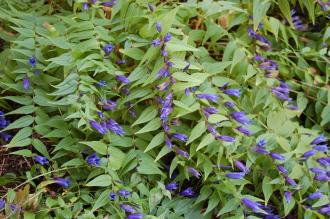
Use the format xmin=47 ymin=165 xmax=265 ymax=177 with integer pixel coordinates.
xmin=257 ymin=139 xmax=267 ymax=147
xmin=101 ymin=99 xmax=116 ymax=111
xmin=89 ymin=120 xmax=108 ymax=134
xmin=236 ymin=127 xmax=252 ymax=136
xmin=183 ymin=63 xmax=190 ymax=72
xmin=187 ymin=167 xmax=201 ymax=178
xmin=253 ymin=146 xmax=269 ymax=155
xmin=196 ymin=93 xmax=219 ymax=103
xmin=270 ymin=153 xmax=285 ymax=161
xmin=53 ymin=177 xmax=70 ymax=188
xmin=231 ymin=112 xmax=250 ymax=125
xmin=165 ymin=135 xmax=173 ymax=148
xmin=180 ymin=187 xmax=194 ymax=197
xmin=120 ymin=204 xmax=135 ymax=213
xmin=28 ymin=56 xmax=36 ymax=67
xmin=309 ymin=168 xmax=326 ymax=175
xmin=160 ymin=93 xmax=173 ymax=122
xmin=86 ymin=153 xmax=101 ymax=167
xmin=103 ymin=43 xmax=114 ymax=55
xmin=0 ymin=132 xmax=12 ymax=142
xmin=254 ymin=55 xmax=265 ymax=61
xmin=95 ymin=80 xmax=106 ymax=87
xmin=156 ymin=22 xmax=162 ymax=33
xmin=117 ymin=189 xmax=131 ymax=198
xmin=284 ymin=191 xmax=292 ymax=203
xmin=203 ymin=107 xmax=218 ymax=116
xmin=313 ymin=144 xmax=328 ymax=152
xmin=307 ymin=191 xmax=322 ymax=200
xmin=23 ymin=78 xmax=30 ymax=90
xmin=318 ymin=206 xmax=330 ymax=214
xmin=0 ymin=199 xmax=5 ymax=210
xmin=161 ymin=45 xmax=168 ymax=57
xmin=284 ymin=176 xmax=297 ymax=187
xmin=290 ymin=10 xmax=304 ymax=30
xmin=317 ymin=157 xmax=330 ymax=167
xmin=157 ymin=67 xmax=170 ymax=78
xmin=314 ymin=174 xmax=330 ymax=181
xmin=83 ymin=2 xmax=89 ymax=10
xmin=276 ymin=165 xmax=288 ymax=175
xmin=164 ymin=33 xmax=171 ymax=42
xmin=116 ymin=75 xmax=130 ymax=84
xmin=151 ymin=39 xmax=161 ymax=47
xmin=234 ymin=160 xmax=249 ymax=173
xmin=224 ymin=89 xmax=241 ymax=97
xmin=109 ymin=192 xmax=117 ymax=201
xmin=207 ymin=125 xmax=218 ymax=136
xmin=247 ymin=27 xmax=257 ymax=38
xmin=10 ymin=204 xmax=19 ymax=212
xmin=33 ymin=155 xmax=49 ymax=165
xmin=241 ymin=198 xmax=261 ymax=212
xmin=116 ymin=60 xmax=126 ymax=65
xmin=311 ymin=134 xmax=327 ymax=145
xmin=91 ymin=0 xmax=97 ymax=4
xmin=172 ymin=133 xmax=188 ymax=142
xmin=165 ymin=182 xmax=178 ymax=191
xmin=224 ymin=101 xmax=235 ymax=108
xmin=148 ymin=3 xmax=154 ymax=12
xmin=156 ymin=81 xmax=170 ymax=91
xmin=302 ymin=150 xmax=317 ymax=159
xmin=128 ymin=213 xmax=144 ymax=219
xmin=225 ymin=172 xmax=245 ymax=179
xmin=176 ymin=148 xmax=189 ymax=158
xmin=106 ymin=118 xmax=125 ymax=136
xmin=216 ymin=135 xmax=236 ymax=142
xmin=101 ymin=1 xmax=116 ymax=6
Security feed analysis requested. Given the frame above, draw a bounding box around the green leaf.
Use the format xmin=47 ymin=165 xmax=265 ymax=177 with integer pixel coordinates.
xmin=217 ymin=198 xmax=239 ymax=216
xmin=132 ymin=106 xmax=158 ymax=126
xmin=253 ymin=0 xmax=271 ymax=30
xmin=32 ymin=139 xmax=50 ymax=158
xmin=269 ymin=17 xmax=280 ymax=41
xmin=197 ymin=133 xmax=215 ymax=151
xmin=230 ymin=49 xmax=245 ymax=73
xmin=7 ymin=127 xmax=32 ymax=147
xmin=91 ymin=190 xmax=110 ymax=212
xmin=1 ymin=115 xmax=34 ymax=132
xmin=62 ymin=158 xmax=84 ymax=167
xmin=135 ymin=118 xmax=161 ymax=134
xmin=278 ymin=0 xmax=292 ymax=27
xmin=187 ymin=121 xmax=206 ymax=144
xmin=166 ymin=41 xmax=198 ymax=52
xmin=321 ymin=105 xmax=330 ymax=126
xmin=137 ymin=153 xmax=163 ymax=175
xmin=262 ymin=176 xmax=273 ymax=205
xmin=80 ymin=141 xmax=107 ymax=155
xmin=208 ymin=114 xmax=228 ymax=124
xmin=204 ymin=192 xmax=220 ymax=215
xmin=6 ymin=105 xmax=34 ymax=115
xmin=144 ymin=132 xmax=165 ymax=152
xmin=119 ymin=48 xmax=144 ymax=60
xmin=86 ymin=174 xmax=112 ymax=187
xmin=10 ymin=149 xmax=32 ymax=157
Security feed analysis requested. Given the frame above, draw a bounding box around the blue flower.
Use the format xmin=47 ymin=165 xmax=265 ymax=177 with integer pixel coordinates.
xmin=172 ymin=133 xmax=188 ymax=142
xmin=161 ymin=45 xmax=168 ymax=57
xmin=28 ymin=56 xmax=36 ymax=67
xmin=86 ymin=153 xmax=101 ymax=167
xmin=314 ymin=174 xmax=330 ymax=181
xmin=116 ymin=60 xmax=126 ymax=65
xmin=187 ymin=167 xmax=201 ymax=178
xmin=216 ymin=135 xmax=236 ymax=142
xmin=247 ymin=27 xmax=256 ymax=38
xmin=115 ymin=75 xmax=130 ymax=84
xmin=270 ymin=153 xmax=285 ymax=161
xmin=180 ymin=187 xmax=194 ymax=197
xmin=89 ymin=120 xmax=108 ymax=134
xmin=157 ymin=67 xmax=170 ymax=78
xmin=0 ymin=199 xmax=5 ymax=210
xmin=156 ymin=22 xmax=162 ymax=33
xmin=241 ymin=198 xmax=261 ymax=212
xmin=164 ymin=33 xmax=171 ymax=42
xmin=284 ymin=191 xmax=292 ymax=203
xmin=117 ymin=189 xmax=131 ymax=198
xmin=23 ymin=78 xmax=30 ymax=90
xmin=207 ymin=125 xmax=218 ymax=136
xmin=10 ymin=204 xmax=19 ymax=212
xmin=309 ymin=168 xmax=326 ymax=175
xmin=53 ymin=177 xmax=71 ymax=188
xmin=203 ymin=107 xmax=218 ymax=116
xmin=311 ymin=134 xmax=326 ymax=145
xmin=276 ymin=165 xmax=288 ymax=175
xmin=165 ymin=182 xmax=178 ymax=191
xmin=234 ymin=160 xmax=249 ymax=173
xmin=290 ymin=10 xmax=304 ymax=30
xmin=236 ymin=127 xmax=252 ymax=136
xmin=318 ymin=206 xmax=330 ymax=214
xmin=165 ymin=135 xmax=173 ymax=148
xmin=148 ymin=3 xmax=154 ymax=12
xmin=223 ymin=88 xmax=241 ymax=97
xmin=183 ymin=63 xmax=190 ymax=72
xmin=101 ymin=1 xmax=116 ymax=6
xmin=231 ymin=112 xmax=250 ymax=125
xmin=160 ymin=93 xmax=173 ymax=122
xmin=257 ymin=139 xmax=267 ymax=147
xmin=175 ymin=148 xmax=189 ymax=158
xmin=101 ymin=99 xmax=116 ymax=111
xmin=103 ymin=43 xmax=114 ymax=55
xmin=196 ymin=93 xmax=219 ymax=103
xmin=253 ymin=146 xmax=269 ymax=155
xmin=83 ymin=2 xmax=89 ymax=10
xmin=106 ymin=118 xmax=125 ymax=136
xmin=302 ymin=150 xmax=317 ymax=159
xmin=225 ymin=172 xmax=245 ymax=179
xmin=120 ymin=204 xmax=135 ymax=213
xmin=156 ymin=81 xmax=170 ymax=91
xmin=312 ymin=144 xmax=328 ymax=152
xmin=317 ymin=157 xmax=330 ymax=167
xmin=109 ymin=192 xmax=117 ymax=201
xmin=307 ymin=191 xmax=323 ymax=200
xmin=151 ymin=39 xmax=161 ymax=47
xmin=95 ymin=80 xmax=106 ymax=87
xmin=224 ymin=101 xmax=235 ymax=108
xmin=33 ymin=155 xmax=49 ymax=165
xmin=128 ymin=213 xmax=144 ymax=219
xmin=284 ymin=176 xmax=297 ymax=187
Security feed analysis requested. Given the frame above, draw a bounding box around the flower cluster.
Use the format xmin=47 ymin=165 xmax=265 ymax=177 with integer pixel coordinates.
xmin=254 ymin=55 xmax=278 ymax=77
xmin=247 ymin=27 xmax=272 ymax=50
xmin=290 ymin=10 xmax=304 ymax=30
xmin=0 ymin=111 xmax=12 ymax=142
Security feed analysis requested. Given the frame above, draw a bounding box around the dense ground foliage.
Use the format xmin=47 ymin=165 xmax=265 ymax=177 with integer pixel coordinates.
xmin=0 ymin=0 xmax=329 ymax=218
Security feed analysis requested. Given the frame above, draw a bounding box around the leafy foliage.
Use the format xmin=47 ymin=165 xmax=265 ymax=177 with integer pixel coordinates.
xmin=0 ymin=0 xmax=329 ymax=218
